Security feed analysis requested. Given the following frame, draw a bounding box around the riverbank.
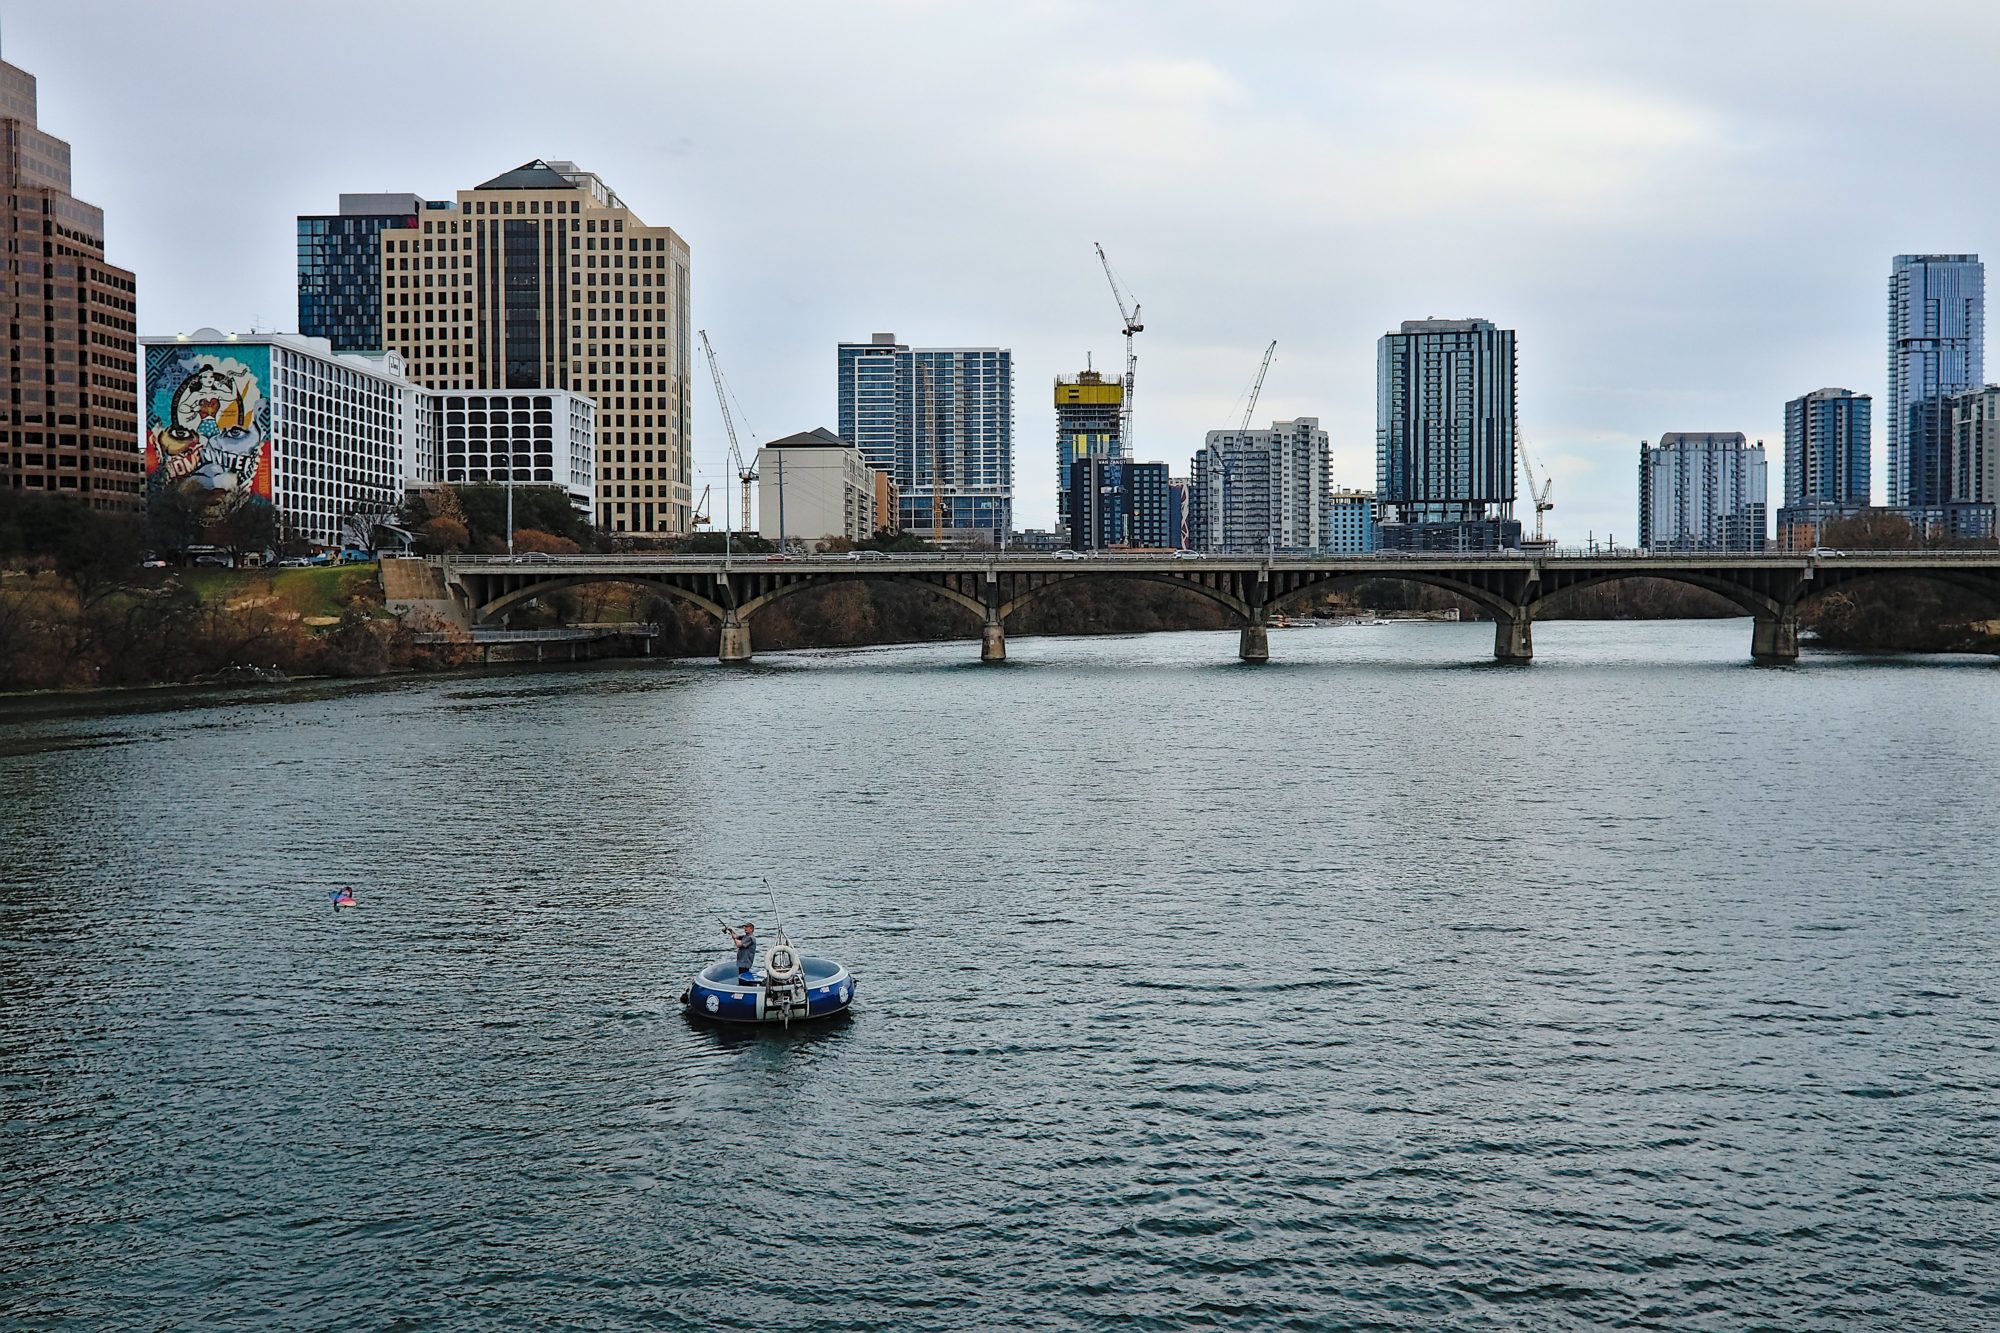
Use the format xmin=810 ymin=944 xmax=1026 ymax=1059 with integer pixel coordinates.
xmin=5 ymin=558 xmax=1995 ymax=695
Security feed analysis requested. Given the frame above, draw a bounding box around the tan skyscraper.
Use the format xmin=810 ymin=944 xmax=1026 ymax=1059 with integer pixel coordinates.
xmin=377 ymin=161 xmax=691 ymax=536
xmin=0 ymin=58 xmax=140 ymax=510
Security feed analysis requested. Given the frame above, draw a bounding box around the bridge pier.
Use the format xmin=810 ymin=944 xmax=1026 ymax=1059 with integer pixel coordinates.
xmin=718 ymin=611 xmax=753 ymax=664
xmin=1751 ymin=613 xmax=1799 ymax=663
xmin=980 ymin=587 xmax=1006 ymax=663
xmin=1239 ymin=611 xmax=1270 ymax=663
xmin=981 ymin=618 xmax=1006 ymax=663
xmin=1494 ymin=612 xmax=1534 ymax=664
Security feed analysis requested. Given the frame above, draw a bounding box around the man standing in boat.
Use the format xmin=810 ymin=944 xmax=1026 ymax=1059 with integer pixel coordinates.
xmin=724 ymin=922 xmax=758 ymax=982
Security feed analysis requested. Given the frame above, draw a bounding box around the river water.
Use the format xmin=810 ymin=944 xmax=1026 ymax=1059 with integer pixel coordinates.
xmin=2 ymin=620 xmax=1996 ymax=1331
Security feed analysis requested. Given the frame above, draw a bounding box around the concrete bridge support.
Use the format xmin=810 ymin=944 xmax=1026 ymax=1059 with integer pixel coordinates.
xmin=1752 ymin=613 xmax=1800 ymax=663
xmin=1494 ymin=611 xmax=1534 ymax=664
xmin=718 ymin=611 xmax=753 ymax=664
xmin=1239 ymin=608 xmax=1270 ymax=663
xmin=980 ymin=604 xmax=1006 ymax=663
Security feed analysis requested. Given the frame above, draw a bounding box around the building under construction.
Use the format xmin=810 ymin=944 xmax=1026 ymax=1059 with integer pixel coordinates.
xmin=1054 ymin=368 xmax=1124 ymax=538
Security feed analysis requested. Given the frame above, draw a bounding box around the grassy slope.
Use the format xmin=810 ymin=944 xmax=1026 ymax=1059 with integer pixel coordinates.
xmin=176 ymin=564 xmax=386 ymax=622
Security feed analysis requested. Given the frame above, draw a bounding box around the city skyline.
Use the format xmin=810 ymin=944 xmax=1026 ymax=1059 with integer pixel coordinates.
xmin=8 ymin=3 xmax=2000 ymax=543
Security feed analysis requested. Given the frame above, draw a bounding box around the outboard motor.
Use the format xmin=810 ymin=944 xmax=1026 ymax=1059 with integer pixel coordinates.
xmin=761 ymin=935 xmax=808 ymax=1025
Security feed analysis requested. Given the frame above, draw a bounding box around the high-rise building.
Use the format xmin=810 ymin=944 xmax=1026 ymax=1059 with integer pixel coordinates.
xmin=1053 ymin=368 xmax=1123 ymax=537
xmin=298 ymin=193 xmax=436 ymax=352
xmin=1887 ymin=254 xmax=1983 ymax=507
xmin=0 ymin=57 xmax=140 ymax=510
xmin=1189 ymin=417 xmax=1331 ymax=553
xmin=141 ymin=329 xmax=595 ymax=549
xmin=835 ymin=333 xmax=1013 ymax=544
xmin=1776 ymin=387 xmax=1870 ymax=546
xmin=1376 ymin=318 xmax=1519 ymax=550
xmin=1067 ymin=457 xmax=1169 ymax=550
xmin=1637 ymin=433 xmax=1768 ymax=552
xmin=1949 ymin=384 xmax=2000 ymax=507
xmin=1783 ymin=387 xmax=1871 ymax=509
xmin=370 ymin=160 xmax=692 ymax=536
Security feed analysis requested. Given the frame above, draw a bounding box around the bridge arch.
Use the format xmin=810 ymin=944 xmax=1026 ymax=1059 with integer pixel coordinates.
xmin=1802 ymin=565 xmax=2000 ymax=609
xmin=1270 ymin=570 xmax=1523 ymax=620
xmin=477 ymin=575 xmax=727 ymax=626
xmin=1523 ymin=570 xmax=1786 ymax=620
xmin=997 ymin=570 xmax=1255 ymax=623
xmin=735 ymin=572 xmax=988 ymax=624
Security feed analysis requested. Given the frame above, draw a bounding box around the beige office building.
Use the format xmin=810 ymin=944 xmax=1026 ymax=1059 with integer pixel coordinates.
xmin=375 ymin=160 xmax=690 ymax=536
xmin=756 ymin=428 xmax=880 ymax=547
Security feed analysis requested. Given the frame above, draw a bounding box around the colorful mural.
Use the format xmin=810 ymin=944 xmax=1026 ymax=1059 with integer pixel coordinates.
xmin=144 ymin=343 xmax=273 ymax=521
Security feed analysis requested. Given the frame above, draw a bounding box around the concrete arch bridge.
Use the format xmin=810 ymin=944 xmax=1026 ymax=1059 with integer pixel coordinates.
xmin=437 ymin=551 xmax=2000 ymax=665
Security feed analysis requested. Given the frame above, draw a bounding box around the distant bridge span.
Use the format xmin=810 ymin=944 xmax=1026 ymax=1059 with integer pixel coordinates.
xmin=436 ymin=551 xmax=2000 ymax=665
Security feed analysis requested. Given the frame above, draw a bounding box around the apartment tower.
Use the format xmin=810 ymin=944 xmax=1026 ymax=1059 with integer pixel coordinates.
xmin=1190 ymin=417 xmax=1332 ymax=553
xmin=1375 ymin=318 xmax=1519 ymax=550
xmin=1887 ymin=254 xmax=1983 ymax=507
xmin=1638 ymin=433 xmax=1769 ymax=552
xmin=836 ymin=333 xmax=1014 ymax=544
xmin=0 ymin=57 xmax=140 ymax=509
xmin=374 ymin=161 xmax=692 ymax=536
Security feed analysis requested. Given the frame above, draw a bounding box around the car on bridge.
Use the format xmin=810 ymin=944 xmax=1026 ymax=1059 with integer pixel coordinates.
xmin=1054 ymin=549 xmax=1085 ymax=561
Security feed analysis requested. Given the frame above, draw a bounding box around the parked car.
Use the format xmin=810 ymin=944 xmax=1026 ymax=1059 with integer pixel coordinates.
xmin=276 ymin=557 xmax=311 ymax=568
xmin=139 ymin=558 xmax=168 ymax=569
xmin=192 ymin=554 xmax=234 ymax=568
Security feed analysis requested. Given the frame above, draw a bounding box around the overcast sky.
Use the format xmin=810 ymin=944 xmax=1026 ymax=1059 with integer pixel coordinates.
xmin=13 ymin=0 xmax=1999 ymax=539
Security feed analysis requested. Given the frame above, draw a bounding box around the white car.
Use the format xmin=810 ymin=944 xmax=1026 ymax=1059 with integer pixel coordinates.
xmin=1053 ymin=549 xmax=1085 ymax=561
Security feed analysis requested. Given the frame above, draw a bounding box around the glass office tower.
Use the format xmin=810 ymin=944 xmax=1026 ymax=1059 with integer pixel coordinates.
xmin=297 ymin=194 xmax=428 ymax=352
xmin=1887 ymin=254 xmax=1983 ymax=506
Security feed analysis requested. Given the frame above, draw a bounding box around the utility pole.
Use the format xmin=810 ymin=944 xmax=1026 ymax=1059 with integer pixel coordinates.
xmin=775 ymin=451 xmax=787 ymax=552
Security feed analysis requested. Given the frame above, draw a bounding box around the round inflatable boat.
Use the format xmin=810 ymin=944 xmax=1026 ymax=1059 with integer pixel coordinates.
xmin=681 ymin=940 xmax=855 ymax=1025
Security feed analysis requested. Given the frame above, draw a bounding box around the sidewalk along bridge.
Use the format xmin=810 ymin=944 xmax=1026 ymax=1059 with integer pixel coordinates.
xmin=435 ymin=551 xmax=2000 ymax=665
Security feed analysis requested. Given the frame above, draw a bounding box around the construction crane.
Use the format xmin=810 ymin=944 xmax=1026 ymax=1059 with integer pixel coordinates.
xmin=690 ymin=484 xmax=713 ymax=527
xmin=1237 ymin=340 xmax=1277 ymax=431
xmin=1093 ymin=242 xmax=1143 ymax=452
xmin=697 ymin=329 xmax=757 ymax=535
xmin=1518 ymin=440 xmax=1555 ymax=546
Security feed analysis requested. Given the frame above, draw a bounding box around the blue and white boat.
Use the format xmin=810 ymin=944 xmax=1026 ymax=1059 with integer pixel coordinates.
xmin=680 ymin=933 xmax=856 ymax=1025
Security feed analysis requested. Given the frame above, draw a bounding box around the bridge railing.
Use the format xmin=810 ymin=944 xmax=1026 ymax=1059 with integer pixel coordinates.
xmin=440 ymin=548 xmax=2000 ymax=569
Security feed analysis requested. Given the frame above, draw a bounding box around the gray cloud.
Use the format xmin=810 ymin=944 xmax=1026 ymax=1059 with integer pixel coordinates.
xmin=19 ymin=0 xmax=2000 ymax=539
